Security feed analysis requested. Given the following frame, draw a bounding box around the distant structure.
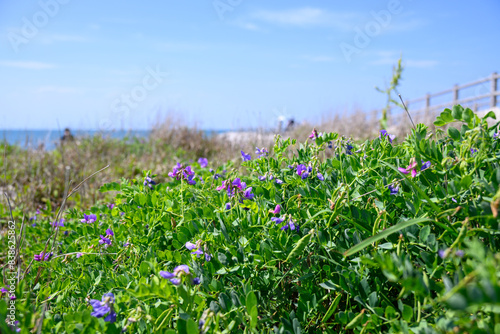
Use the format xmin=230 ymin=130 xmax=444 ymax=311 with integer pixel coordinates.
xmin=386 ymin=72 xmax=499 ymax=125
xmin=60 ymin=128 xmax=74 ymax=142
xmin=285 ymin=118 xmax=295 ymax=132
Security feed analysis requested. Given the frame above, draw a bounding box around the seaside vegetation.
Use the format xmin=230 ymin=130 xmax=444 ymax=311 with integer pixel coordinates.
xmin=1 ymin=105 xmax=500 ymax=333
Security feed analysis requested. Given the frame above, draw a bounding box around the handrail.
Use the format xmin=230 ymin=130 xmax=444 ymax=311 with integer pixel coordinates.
xmin=388 ymin=72 xmax=499 ymax=119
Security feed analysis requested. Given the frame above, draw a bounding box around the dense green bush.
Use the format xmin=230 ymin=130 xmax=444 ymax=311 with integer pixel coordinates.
xmin=1 ymin=105 xmax=500 ymax=333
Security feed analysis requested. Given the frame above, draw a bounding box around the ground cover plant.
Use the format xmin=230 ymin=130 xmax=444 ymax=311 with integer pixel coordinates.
xmin=1 ymin=105 xmax=500 ymax=333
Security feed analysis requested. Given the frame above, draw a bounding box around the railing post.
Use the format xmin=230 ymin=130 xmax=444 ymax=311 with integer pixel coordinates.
xmin=491 ymin=72 xmax=498 ymax=108
xmin=453 ymin=85 xmax=459 ymax=105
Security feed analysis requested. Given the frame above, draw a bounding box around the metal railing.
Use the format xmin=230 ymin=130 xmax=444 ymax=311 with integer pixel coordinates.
xmin=388 ymin=72 xmax=499 ymax=124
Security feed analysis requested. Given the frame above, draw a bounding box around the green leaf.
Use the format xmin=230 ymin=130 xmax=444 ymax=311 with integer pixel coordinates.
xmin=460 ymin=175 xmax=472 ymax=189
xmin=419 ymin=225 xmax=431 ymax=242
xmin=249 ymin=305 xmax=258 ymax=329
xmin=322 ymin=294 xmax=341 ymax=323
xmin=447 ymin=127 xmax=461 ymax=141
xmin=482 ymin=110 xmax=497 ymax=120
xmin=402 ymin=304 xmax=413 ymax=322
xmin=286 ymin=229 xmax=314 ymax=263
xmin=246 ymin=291 xmax=257 ymax=312
xmin=186 ymin=318 xmax=199 ymax=334
xmin=344 ymin=217 xmax=431 ymax=257
xmin=451 ymin=105 xmax=463 ymax=120
xmin=463 ymin=108 xmax=474 ymax=126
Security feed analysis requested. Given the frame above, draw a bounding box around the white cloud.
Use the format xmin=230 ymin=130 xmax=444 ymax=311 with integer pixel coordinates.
xmin=406 ymin=60 xmax=438 ymax=68
xmin=35 ymin=86 xmax=83 ymax=94
xmin=237 ymin=22 xmax=261 ymax=31
xmin=252 ymin=7 xmax=329 ymax=26
xmin=0 ymin=61 xmax=56 ymax=69
xmin=249 ymin=7 xmax=358 ymax=30
xmin=370 ymin=52 xmax=438 ymax=68
xmin=302 ymin=55 xmax=336 ymax=62
xmin=39 ymin=34 xmax=89 ymax=44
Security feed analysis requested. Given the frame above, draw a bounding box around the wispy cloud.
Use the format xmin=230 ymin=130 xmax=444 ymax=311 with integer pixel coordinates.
xmin=249 ymin=7 xmax=358 ymax=30
xmin=406 ymin=60 xmax=438 ymax=68
xmin=370 ymin=52 xmax=438 ymax=68
xmin=0 ymin=61 xmax=56 ymax=69
xmin=155 ymin=42 xmax=209 ymax=52
xmin=302 ymin=55 xmax=336 ymax=62
xmin=40 ymin=34 xmax=89 ymax=44
xmin=35 ymin=86 xmax=83 ymax=94
xmin=235 ymin=22 xmax=262 ymax=31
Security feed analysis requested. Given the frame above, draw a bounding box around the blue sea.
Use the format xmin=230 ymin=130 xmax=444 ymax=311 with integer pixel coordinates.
xmin=1 ymin=129 xmax=227 ymax=150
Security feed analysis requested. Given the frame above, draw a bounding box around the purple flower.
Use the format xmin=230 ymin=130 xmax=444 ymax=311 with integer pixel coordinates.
xmin=455 ymin=250 xmax=464 ymax=257
xmin=278 ymin=218 xmax=299 ymax=232
xmin=198 ymin=158 xmax=208 ymax=168
xmin=81 ymin=213 xmax=97 ymax=224
xmin=168 ymin=163 xmax=182 ymax=178
xmin=108 ymin=203 xmax=115 ymax=210
xmin=271 ymin=217 xmax=284 ymax=224
xmin=451 ymin=197 xmax=457 ymax=203
xmin=34 ymin=251 xmax=53 ymax=262
xmin=192 ymin=249 xmax=204 ymax=257
xmin=186 ymin=174 xmax=197 ymax=185
xmin=144 ymin=174 xmax=156 ymax=189
xmin=160 ymin=265 xmax=196 ymax=285
xmin=225 ymin=202 xmax=231 ymax=210
xmin=90 ymin=293 xmax=116 ymax=323
xmin=105 ymin=229 xmax=114 ymax=236
xmin=301 ymin=172 xmax=309 ymax=179
xmin=1 ymin=287 xmax=8 ymax=294
xmin=420 ymin=161 xmax=431 ymax=171
xmin=275 ymin=179 xmax=283 ymax=184
xmin=379 ymin=130 xmax=396 ymax=143
xmin=258 ymin=175 xmax=266 ymax=181
xmin=296 ymin=164 xmax=307 ymax=176
xmin=317 ymin=173 xmax=324 ymax=181
xmin=192 ymin=277 xmax=201 ymax=285
xmin=76 ymin=253 xmax=83 ymax=258
xmin=272 ymin=204 xmax=281 ymax=214
xmin=388 ymin=184 xmax=399 ymax=195
xmin=185 ymin=242 xmax=197 ymax=250
xmin=241 ymin=151 xmax=251 ymax=161
xmin=328 ymin=141 xmax=333 ymax=149
xmin=438 ymin=249 xmax=446 ymax=259
xmin=345 ymin=144 xmax=353 ymax=155
xmin=99 ymin=235 xmax=112 ymax=246
xmin=232 ymin=178 xmax=246 ymax=190
xmin=185 ymin=166 xmax=194 ymax=176
xmin=51 ymin=219 xmax=65 ymax=228
xmin=243 ymin=187 xmax=254 ymax=200
xmin=470 ymin=148 xmax=478 ymax=155
xmin=494 ymin=132 xmax=499 ymax=140
xmin=255 ymin=147 xmax=268 ymax=158
xmin=205 ymin=253 xmax=212 ymax=262
xmin=308 ymin=129 xmax=318 ymax=139
xmin=169 ymin=164 xmax=197 ymax=185
xmin=399 ymin=160 xmax=418 ymax=178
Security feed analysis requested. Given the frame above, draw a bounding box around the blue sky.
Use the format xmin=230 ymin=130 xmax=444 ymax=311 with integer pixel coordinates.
xmin=0 ymin=0 xmax=499 ymax=130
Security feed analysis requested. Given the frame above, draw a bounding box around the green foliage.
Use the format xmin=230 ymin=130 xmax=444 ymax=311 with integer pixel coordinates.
xmin=376 ymin=55 xmax=404 ymax=130
xmin=2 ymin=107 xmax=500 ymax=333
